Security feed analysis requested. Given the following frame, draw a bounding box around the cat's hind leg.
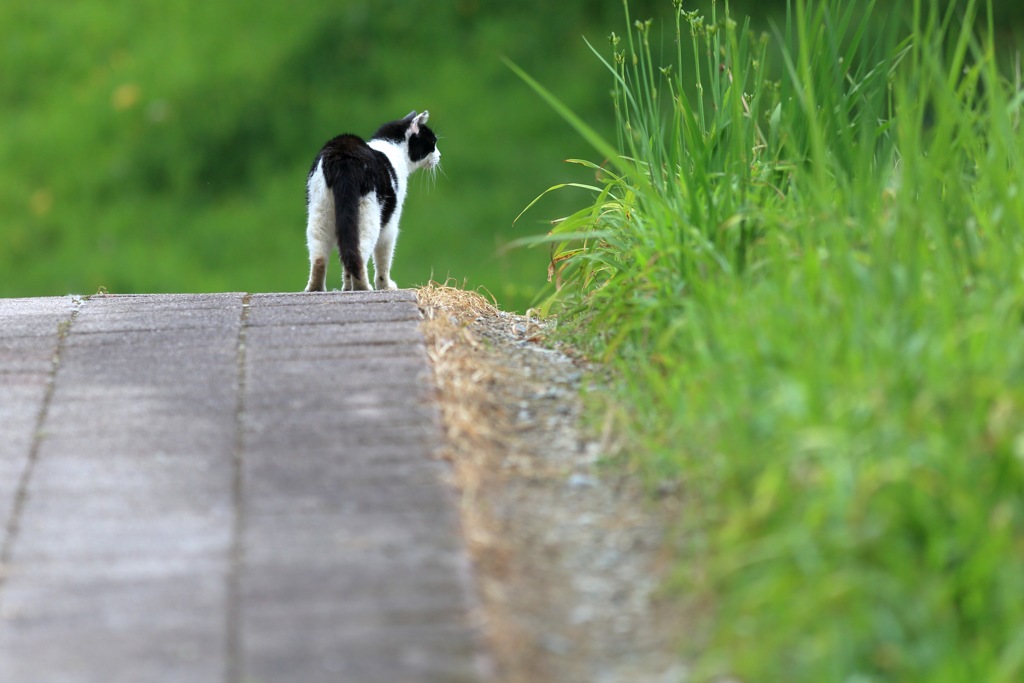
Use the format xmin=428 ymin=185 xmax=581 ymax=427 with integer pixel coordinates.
xmin=335 ymin=182 xmax=374 ymax=291
xmin=305 ymin=221 xmax=333 ymax=293
xmin=340 ymin=250 xmax=371 ymax=291
xmin=305 ymin=218 xmax=333 ymax=292
xmin=373 ymin=220 xmax=399 ymax=291
xmin=342 ymin=195 xmax=381 ymax=291
xmin=305 ymin=160 xmax=334 ymax=292
xmin=305 ymin=255 xmax=328 ymax=292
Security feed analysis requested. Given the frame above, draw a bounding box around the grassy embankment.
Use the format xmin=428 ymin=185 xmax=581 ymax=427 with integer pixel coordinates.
xmin=514 ymin=0 xmax=1024 ymax=680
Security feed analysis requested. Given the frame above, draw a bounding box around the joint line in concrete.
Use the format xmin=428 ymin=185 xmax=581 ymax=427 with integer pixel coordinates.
xmin=0 ymin=296 xmax=84 ymax=601
xmin=225 ymin=292 xmax=251 ymax=683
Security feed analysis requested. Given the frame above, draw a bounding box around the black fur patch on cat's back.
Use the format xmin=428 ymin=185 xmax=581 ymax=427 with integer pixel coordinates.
xmin=312 ymin=134 xmax=398 ymax=221
xmin=313 ymin=135 xmax=374 ymax=195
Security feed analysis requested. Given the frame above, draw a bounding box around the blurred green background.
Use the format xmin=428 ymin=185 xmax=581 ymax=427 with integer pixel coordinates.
xmin=3 ymin=0 xmax=1023 ymax=310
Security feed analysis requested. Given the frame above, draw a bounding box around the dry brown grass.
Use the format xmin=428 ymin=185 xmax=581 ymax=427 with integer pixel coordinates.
xmin=418 ymin=281 xmax=683 ymax=683
xmin=417 ymin=281 xmax=534 ymax=680
xmin=418 ymin=282 xmax=508 ymax=549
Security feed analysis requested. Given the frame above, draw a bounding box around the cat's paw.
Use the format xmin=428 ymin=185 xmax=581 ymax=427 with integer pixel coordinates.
xmin=377 ymin=278 xmax=398 ymax=291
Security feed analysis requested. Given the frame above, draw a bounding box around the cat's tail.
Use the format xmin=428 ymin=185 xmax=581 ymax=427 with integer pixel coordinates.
xmin=327 ymin=161 xmax=365 ymax=287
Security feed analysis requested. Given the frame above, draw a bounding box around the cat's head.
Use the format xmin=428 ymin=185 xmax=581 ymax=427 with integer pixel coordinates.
xmin=373 ymin=111 xmax=440 ymax=171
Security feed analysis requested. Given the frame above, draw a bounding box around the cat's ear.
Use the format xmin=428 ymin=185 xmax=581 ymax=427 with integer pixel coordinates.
xmin=403 ymin=110 xmax=418 ymax=121
xmin=409 ymin=110 xmax=430 ymax=136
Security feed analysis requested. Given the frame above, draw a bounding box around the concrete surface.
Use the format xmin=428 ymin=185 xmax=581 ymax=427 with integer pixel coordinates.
xmin=0 ymin=291 xmax=486 ymax=683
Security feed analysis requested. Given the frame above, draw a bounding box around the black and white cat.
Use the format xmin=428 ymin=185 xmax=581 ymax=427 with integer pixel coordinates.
xmin=304 ymin=110 xmax=440 ymax=292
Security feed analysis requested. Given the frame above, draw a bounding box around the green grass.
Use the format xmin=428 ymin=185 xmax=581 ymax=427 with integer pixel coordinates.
xmin=518 ymin=0 xmax=1024 ymax=680
xmin=0 ymin=0 xmax=638 ymax=310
